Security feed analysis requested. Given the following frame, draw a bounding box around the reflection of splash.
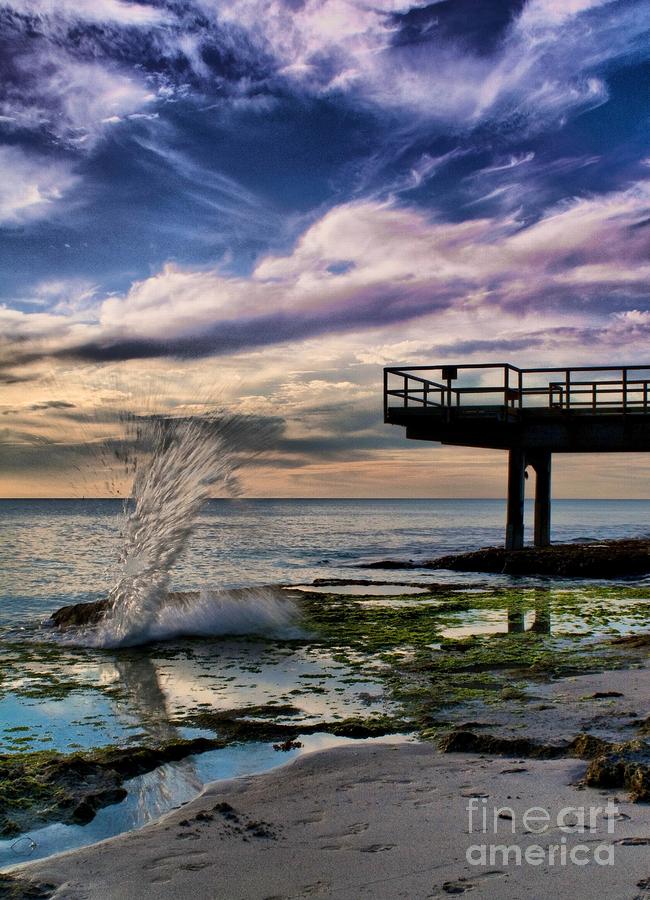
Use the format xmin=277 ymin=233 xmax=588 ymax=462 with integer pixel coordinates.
xmin=111 ymin=654 xmax=178 ymax=743
xmin=108 ymin=653 xmax=202 ymax=816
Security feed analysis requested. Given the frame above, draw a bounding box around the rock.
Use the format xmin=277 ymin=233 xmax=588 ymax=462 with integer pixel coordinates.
xmin=50 ymin=591 xmax=200 ymax=628
xmin=361 ymin=538 xmax=650 ymax=578
xmin=439 ymin=728 xmax=650 ymax=803
xmin=0 ymin=875 xmax=56 ymax=899
xmin=50 ymin=598 xmax=110 ymax=627
xmin=438 ymin=730 xmax=566 ymax=759
xmin=585 ymin=751 xmax=650 ymax=801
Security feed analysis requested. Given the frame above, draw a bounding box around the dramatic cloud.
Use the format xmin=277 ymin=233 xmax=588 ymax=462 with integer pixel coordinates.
xmin=1 ymin=0 xmax=649 ymax=495
xmin=0 ymin=49 xmax=159 ymax=147
xmin=1 ymin=179 xmax=648 ymax=373
xmin=1 ymin=0 xmax=647 ymax=152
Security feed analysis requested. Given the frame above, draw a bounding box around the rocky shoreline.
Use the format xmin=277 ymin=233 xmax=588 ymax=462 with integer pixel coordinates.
xmin=362 ymin=538 xmax=650 ymax=577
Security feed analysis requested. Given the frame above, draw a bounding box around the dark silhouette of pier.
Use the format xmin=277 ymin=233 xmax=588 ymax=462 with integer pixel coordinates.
xmin=384 ymin=363 xmax=650 ymax=550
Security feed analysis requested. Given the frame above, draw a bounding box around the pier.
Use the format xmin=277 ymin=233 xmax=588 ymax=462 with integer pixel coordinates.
xmin=384 ymin=363 xmax=650 ymax=550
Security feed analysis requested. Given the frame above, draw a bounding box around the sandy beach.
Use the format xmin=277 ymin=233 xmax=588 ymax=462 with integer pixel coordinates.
xmin=9 ymin=663 xmax=650 ymax=900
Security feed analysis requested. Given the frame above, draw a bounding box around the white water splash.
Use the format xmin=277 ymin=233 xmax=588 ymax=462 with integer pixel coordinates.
xmin=142 ymin=587 xmax=303 ymax=643
xmin=75 ymin=586 xmax=303 ymax=649
xmin=78 ymin=412 xmax=299 ymax=648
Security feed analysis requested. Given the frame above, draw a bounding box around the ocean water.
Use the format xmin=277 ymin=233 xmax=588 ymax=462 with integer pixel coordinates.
xmin=1 ymin=497 xmax=649 ymax=867
xmin=2 ymin=497 xmax=650 ymax=629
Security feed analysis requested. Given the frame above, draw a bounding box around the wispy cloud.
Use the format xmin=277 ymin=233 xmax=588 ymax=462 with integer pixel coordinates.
xmin=0 ymin=0 xmax=168 ymax=26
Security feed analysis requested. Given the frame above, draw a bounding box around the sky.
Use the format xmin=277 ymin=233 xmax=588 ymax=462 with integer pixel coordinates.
xmin=0 ymin=0 xmax=649 ymax=498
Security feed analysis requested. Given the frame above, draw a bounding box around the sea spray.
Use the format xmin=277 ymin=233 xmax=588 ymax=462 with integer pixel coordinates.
xmin=81 ymin=411 xmax=298 ymax=647
xmin=95 ymin=414 xmax=238 ymax=646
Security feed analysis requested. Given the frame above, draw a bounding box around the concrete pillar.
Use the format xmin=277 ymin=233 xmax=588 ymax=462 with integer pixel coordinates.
xmin=530 ymin=452 xmax=552 ymax=548
xmin=505 ymin=448 xmax=526 ymax=550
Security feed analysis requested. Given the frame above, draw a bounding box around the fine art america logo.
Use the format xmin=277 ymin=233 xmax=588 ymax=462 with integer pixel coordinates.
xmin=466 ymin=798 xmax=619 ymax=867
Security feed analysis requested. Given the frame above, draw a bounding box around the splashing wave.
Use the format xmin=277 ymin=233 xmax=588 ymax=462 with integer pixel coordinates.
xmin=67 ymin=587 xmax=304 ymax=648
xmin=74 ymin=411 xmax=292 ymax=648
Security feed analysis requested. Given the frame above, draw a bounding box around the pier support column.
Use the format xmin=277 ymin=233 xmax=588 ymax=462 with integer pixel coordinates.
xmin=505 ymin=448 xmax=526 ymax=550
xmin=530 ymin=452 xmax=552 ymax=548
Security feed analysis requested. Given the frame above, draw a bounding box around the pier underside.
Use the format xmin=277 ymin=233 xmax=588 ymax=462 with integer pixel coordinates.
xmin=389 ymin=406 xmax=650 ymax=453
xmin=384 ymin=363 xmax=650 ymax=550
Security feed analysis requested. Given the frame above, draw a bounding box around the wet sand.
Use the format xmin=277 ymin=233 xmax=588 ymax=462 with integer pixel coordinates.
xmin=10 ymin=665 xmax=650 ymax=900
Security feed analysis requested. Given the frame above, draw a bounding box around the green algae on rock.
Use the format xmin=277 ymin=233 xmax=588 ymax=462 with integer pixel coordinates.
xmin=0 ymin=737 xmax=222 ymax=838
xmin=0 ymin=708 xmax=410 ymax=838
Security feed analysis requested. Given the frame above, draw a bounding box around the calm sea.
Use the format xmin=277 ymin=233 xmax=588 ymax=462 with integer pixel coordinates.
xmin=1 ymin=498 xmax=649 ymax=629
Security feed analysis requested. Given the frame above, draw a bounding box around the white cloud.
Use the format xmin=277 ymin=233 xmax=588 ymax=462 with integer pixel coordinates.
xmin=0 ymin=146 xmax=78 ymax=225
xmin=2 ymin=0 xmax=645 ymax=151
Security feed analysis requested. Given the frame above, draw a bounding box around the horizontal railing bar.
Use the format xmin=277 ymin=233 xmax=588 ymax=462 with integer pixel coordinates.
xmin=385 ymin=364 xmax=650 ymax=376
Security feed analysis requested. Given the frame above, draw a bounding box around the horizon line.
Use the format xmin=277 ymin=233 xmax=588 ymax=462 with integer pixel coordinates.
xmin=2 ymin=496 xmax=650 ymax=502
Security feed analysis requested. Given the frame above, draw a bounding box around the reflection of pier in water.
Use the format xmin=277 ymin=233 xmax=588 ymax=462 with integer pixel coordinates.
xmin=385 ymin=362 xmax=650 ymax=550
xmin=442 ymin=591 xmax=553 ymax=639
xmin=507 ymin=592 xmax=551 ymax=635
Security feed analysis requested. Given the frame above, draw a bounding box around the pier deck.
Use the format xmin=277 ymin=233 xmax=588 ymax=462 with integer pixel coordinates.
xmin=384 ymin=363 xmax=650 ymax=550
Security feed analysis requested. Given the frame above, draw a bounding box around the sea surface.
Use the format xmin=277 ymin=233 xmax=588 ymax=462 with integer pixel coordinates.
xmin=1 ymin=498 xmax=649 ymax=867
xmin=3 ymin=497 xmax=650 ymax=627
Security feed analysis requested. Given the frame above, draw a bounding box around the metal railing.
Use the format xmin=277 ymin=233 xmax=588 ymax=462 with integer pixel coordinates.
xmin=384 ymin=363 xmax=650 ymax=419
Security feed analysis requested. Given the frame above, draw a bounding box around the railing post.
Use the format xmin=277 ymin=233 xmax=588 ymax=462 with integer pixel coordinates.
xmin=383 ymin=369 xmax=388 ymax=420
xmin=518 ymin=369 xmax=523 ymax=409
xmin=592 ymin=382 xmax=596 ymax=413
xmin=403 ymin=375 xmax=408 ymax=408
xmin=565 ymin=369 xmax=570 ymax=410
xmin=622 ymin=368 xmax=628 ymax=413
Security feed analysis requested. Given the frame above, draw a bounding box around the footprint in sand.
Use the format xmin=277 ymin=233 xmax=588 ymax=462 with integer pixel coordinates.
xmin=143 ymin=850 xmax=207 ymax=871
xmin=293 ymin=814 xmax=324 ymax=825
xmin=431 ymin=870 xmax=506 ymax=897
xmin=344 ymin=822 xmax=369 ymax=835
xmin=145 ymin=848 xmax=213 ymax=885
xmin=296 ymin=881 xmax=332 ymax=897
